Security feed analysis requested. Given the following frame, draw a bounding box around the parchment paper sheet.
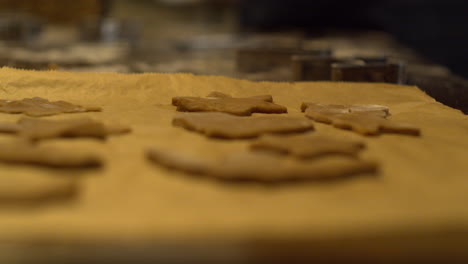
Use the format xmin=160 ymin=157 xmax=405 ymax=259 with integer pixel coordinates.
xmin=0 ymin=67 xmax=467 ymax=262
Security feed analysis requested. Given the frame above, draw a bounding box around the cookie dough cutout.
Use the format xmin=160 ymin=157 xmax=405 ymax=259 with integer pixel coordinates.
xmin=147 ymin=149 xmax=377 ymax=183
xmin=172 ymin=92 xmax=287 ymax=116
xmin=147 ymin=148 xmax=213 ymax=175
xmin=301 ymin=103 xmax=390 ymax=121
xmin=251 ymin=134 xmax=365 ymax=159
xmin=0 ymin=174 xmax=77 ymax=206
xmin=0 ymin=97 xmax=101 ymax=117
xmin=0 ymin=142 xmax=103 ymax=168
xmin=206 ymin=91 xmax=232 ymax=98
xmin=302 ymin=103 xmax=420 ymax=136
xmin=0 ymin=117 xmax=131 ymax=141
xmin=173 ymin=112 xmax=314 ymax=139
xmin=0 ymin=122 xmax=19 ymax=133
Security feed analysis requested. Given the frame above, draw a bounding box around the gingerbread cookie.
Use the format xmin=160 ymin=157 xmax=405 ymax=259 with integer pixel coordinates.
xmin=172 ymin=92 xmax=287 ymax=116
xmin=147 ymin=148 xmax=377 ymax=182
xmin=302 ymin=103 xmax=420 ymax=136
xmin=251 ymin=134 xmax=365 ymax=159
xmin=0 ymin=142 xmax=102 ymax=168
xmin=0 ymin=175 xmax=77 ymax=205
xmin=147 ymin=148 xmax=213 ymax=175
xmin=0 ymin=97 xmax=101 ymax=117
xmin=301 ymin=103 xmax=390 ymax=120
xmin=173 ymin=112 xmax=314 ymax=139
xmin=0 ymin=117 xmax=131 ymax=141
xmin=206 ymin=91 xmax=232 ymax=98
xmin=0 ymin=122 xmax=20 ymax=133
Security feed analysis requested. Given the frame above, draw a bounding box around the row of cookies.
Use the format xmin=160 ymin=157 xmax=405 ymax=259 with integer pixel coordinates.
xmin=172 ymin=91 xmax=420 ymax=137
xmin=0 ymin=97 xmax=127 ymax=205
xmin=0 ymin=97 xmax=130 ymax=167
xmin=0 ymin=93 xmax=421 ymax=204
xmin=146 ymin=92 xmax=420 ymax=182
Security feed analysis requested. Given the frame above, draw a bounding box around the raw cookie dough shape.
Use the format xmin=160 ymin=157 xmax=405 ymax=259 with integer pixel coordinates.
xmin=302 ymin=103 xmax=420 ymax=136
xmin=206 ymin=91 xmax=232 ymax=98
xmin=147 ymin=148 xmax=378 ymax=183
xmin=0 ymin=142 xmax=103 ymax=168
xmin=0 ymin=175 xmax=77 ymax=206
xmin=0 ymin=117 xmax=131 ymax=141
xmin=0 ymin=97 xmax=102 ymax=117
xmin=251 ymin=134 xmax=366 ymax=159
xmin=172 ymin=92 xmax=287 ymax=116
xmin=173 ymin=112 xmax=314 ymax=139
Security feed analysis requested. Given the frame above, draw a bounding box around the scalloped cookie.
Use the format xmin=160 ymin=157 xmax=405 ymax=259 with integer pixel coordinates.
xmin=173 ymin=112 xmax=314 ymax=139
xmin=147 ymin=148 xmax=377 ymax=183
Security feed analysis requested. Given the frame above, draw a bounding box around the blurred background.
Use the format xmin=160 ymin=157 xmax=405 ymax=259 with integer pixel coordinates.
xmin=0 ymin=0 xmax=466 ymax=112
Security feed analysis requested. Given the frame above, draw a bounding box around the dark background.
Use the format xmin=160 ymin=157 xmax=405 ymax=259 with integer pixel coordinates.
xmin=239 ymin=0 xmax=468 ymax=79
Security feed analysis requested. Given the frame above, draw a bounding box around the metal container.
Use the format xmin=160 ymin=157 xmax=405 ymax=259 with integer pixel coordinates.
xmin=236 ymin=47 xmax=331 ymax=73
xmin=292 ymin=56 xmax=364 ymax=81
xmin=331 ymin=61 xmax=406 ymax=84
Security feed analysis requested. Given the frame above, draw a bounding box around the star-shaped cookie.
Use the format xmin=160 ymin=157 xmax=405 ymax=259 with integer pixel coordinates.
xmin=302 ymin=103 xmax=420 ymax=136
xmin=172 ymin=92 xmax=287 ymax=116
xmin=0 ymin=97 xmax=101 ymax=117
